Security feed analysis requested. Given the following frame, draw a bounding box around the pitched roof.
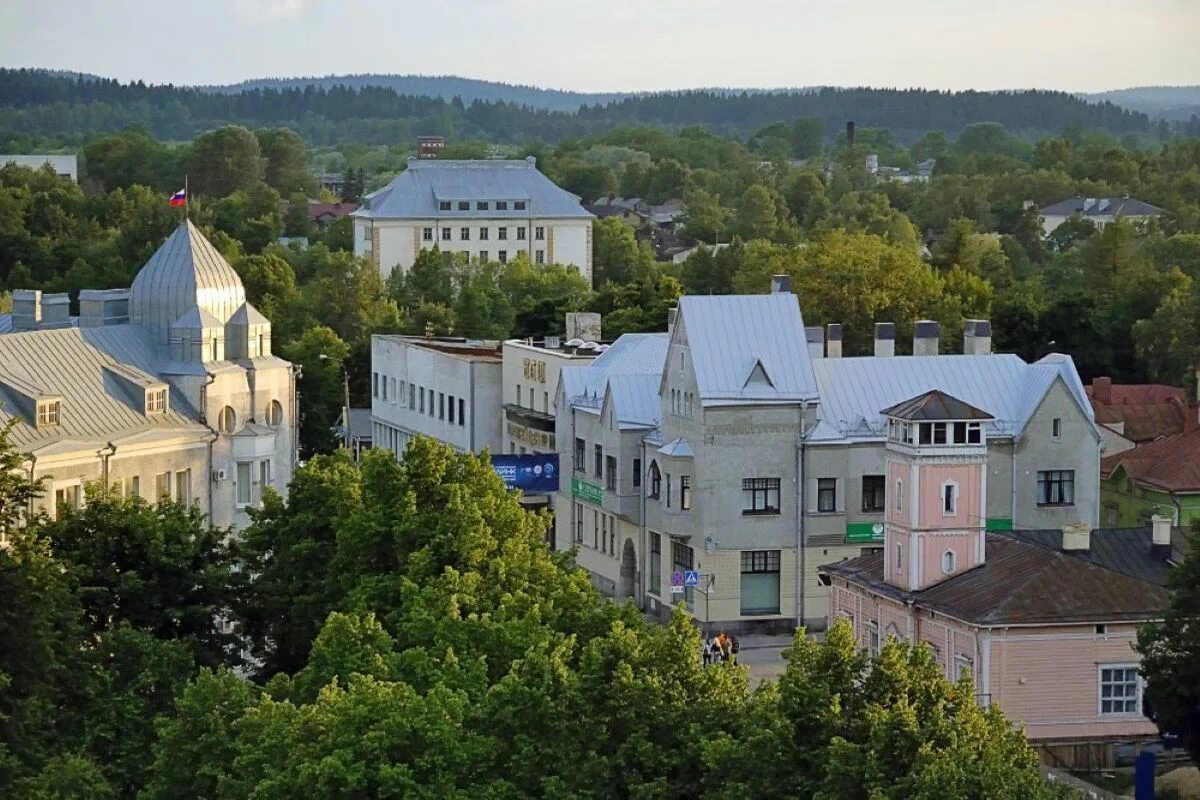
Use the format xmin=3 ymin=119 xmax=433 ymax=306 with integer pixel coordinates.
xmin=821 ymin=533 xmax=1169 ymax=625
xmin=354 ymin=159 xmax=593 ymax=220
xmin=603 ymin=374 xmax=661 ymax=430
xmin=1086 ymin=380 xmax=1193 ymax=443
xmin=307 ymin=202 xmax=358 ymax=222
xmin=1101 ymin=428 xmax=1200 ymax=493
xmin=881 ymin=389 xmax=993 ymax=421
xmin=1005 ymin=527 xmax=1189 ymax=587
xmin=1040 ymin=196 xmax=1164 ymax=217
xmin=675 ymin=293 xmax=819 ymax=406
xmin=809 ymin=353 xmax=1093 ymax=442
xmin=561 ymin=333 xmax=668 ymax=414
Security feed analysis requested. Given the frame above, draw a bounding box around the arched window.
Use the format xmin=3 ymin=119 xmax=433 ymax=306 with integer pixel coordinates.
xmin=266 ymin=400 xmax=284 ymax=427
xmin=648 ymin=461 xmax=661 ymax=499
xmin=218 ymin=406 xmax=236 ymax=434
xmin=941 ymin=550 xmax=956 ymax=574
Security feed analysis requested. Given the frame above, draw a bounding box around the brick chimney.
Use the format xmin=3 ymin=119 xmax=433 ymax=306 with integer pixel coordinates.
xmin=1092 ymin=376 xmax=1112 ymax=405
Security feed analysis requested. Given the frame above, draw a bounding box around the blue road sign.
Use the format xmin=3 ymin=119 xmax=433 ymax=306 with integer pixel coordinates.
xmin=670 ymin=571 xmax=684 ymax=587
xmin=684 ymin=570 xmax=700 ymax=587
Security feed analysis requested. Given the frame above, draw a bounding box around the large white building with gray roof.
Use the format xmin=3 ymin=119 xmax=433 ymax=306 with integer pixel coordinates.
xmin=556 ymin=279 xmax=1102 ymax=632
xmin=0 ymin=221 xmax=296 ymax=533
xmin=352 ymin=157 xmax=594 ymax=284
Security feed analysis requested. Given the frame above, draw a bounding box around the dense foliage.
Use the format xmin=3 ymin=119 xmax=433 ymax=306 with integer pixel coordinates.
xmin=0 ymin=427 xmax=1065 ymax=798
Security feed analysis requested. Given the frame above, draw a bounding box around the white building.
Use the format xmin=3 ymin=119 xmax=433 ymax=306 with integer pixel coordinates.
xmin=353 ymin=157 xmax=595 ymax=284
xmin=0 ymin=221 xmax=296 ymax=532
xmin=370 ymin=336 xmax=504 ymax=458
xmin=1 ymin=154 xmax=78 ymax=182
xmin=1040 ymin=196 xmax=1163 ymax=236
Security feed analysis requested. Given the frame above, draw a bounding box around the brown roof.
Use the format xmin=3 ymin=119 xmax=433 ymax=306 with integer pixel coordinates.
xmin=881 ymin=389 xmax=993 ymax=421
xmin=307 ymin=202 xmax=358 ymax=222
xmin=1087 ymin=378 xmax=1194 ymax=443
xmin=1101 ymin=428 xmax=1200 ymax=493
xmin=821 ymin=533 xmax=1169 ymax=625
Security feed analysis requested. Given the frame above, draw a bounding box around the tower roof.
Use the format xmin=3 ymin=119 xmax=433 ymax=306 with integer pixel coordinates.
xmin=130 ymin=221 xmax=246 ymax=347
xmin=881 ymin=389 xmax=993 ymax=421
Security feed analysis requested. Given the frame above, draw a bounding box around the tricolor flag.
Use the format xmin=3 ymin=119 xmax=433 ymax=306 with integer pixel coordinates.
xmin=169 ymin=189 xmax=187 ymax=207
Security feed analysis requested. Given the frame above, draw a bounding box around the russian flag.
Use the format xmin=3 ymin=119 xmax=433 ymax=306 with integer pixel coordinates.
xmin=169 ymin=189 xmax=186 ymax=207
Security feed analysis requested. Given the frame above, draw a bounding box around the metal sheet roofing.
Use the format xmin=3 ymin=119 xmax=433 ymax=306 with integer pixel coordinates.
xmin=809 ymin=352 xmax=1094 ymax=442
xmin=1040 ymin=196 xmax=1164 ymax=218
xmin=604 ymin=374 xmax=662 ymax=430
xmin=561 ymin=333 xmax=668 ymax=415
xmin=1101 ymin=428 xmax=1200 ymax=493
xmin=1006 ymin=527 xmax=1188 ymax=587
xmin=354 ymin=159 xmax=593 ymax=220
xmin=676 ymin=293 xmax=819 ymax=406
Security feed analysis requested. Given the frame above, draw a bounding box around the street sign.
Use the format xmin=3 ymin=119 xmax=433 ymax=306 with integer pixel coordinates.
xmin=684 ymin=570 xmax=700 ymax=587
xmin=670 ymin=571 xmax=684 ymax=587
xmin=670 ymin=585 xmax=685 ymax=594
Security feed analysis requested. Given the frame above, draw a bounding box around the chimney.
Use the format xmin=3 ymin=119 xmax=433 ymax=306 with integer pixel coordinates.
xmin=667 ymin=307 xmax=677 ymax=333
xmin=874 ymin=322 xmax=895 ymax=357
xmin=40 ymin=293 xmax=71 ymax=329
xmin=771 ymin=274 xmax=792 ymax=294
xmin=805 ymin=327 xmax=824 ymax=361
xmin=846 ymin=121 xmax=856 ymax=147
xmin=78 ymin=289 xmax=130 ymax=328
xmin=963 ymin=319 xmax=992 ymax=355
xmin=11 ymin=289 xmax=41 ymax=330
xmin=1092 ymin=376 xmax=1112 ymax=406
xmin=825 ymin=323 xmax=842 ymax=358
xmin=1061 ymin=522 xmax=1092 ymax=552
xmin=913 ymin=320 xmax=940 ymax=356
xmin=1150 ymin=514 xmax=1173 ymax=554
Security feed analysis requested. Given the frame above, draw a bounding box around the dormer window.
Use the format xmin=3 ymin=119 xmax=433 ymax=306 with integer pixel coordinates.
xmin=496 ymin=201 xmax=508 ymax=211
xmin=37 ymin=399 xmax=60 ymax=427
xmin=146 ymin=388 xmax=167 ymax=414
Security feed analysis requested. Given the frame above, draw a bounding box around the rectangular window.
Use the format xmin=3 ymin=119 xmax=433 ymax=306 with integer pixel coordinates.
xmin=410 ymin=383 xmax=416 ymax=408
xmin=666 ymin=472 xmax=672 ymax=508
xmin=476 ymin=201 xmax=488 ymax=211
xmin=680 ymin=475 xmax=691 ymax=510
xmin=817 ymin=478 xmax=837 ymax=513
xmin=953 ymin=654 xmax=974 ymax=681
xmin=37 ymin=400 xmax=60 ymax=427
xmin=1099 ymin=665 xmax=1141 ymax=715
xmin=448 ymin=395 xmax=455 ymax=424
xmin=932 ymin=422 xmax=947 ymax=445
xmin=536 ymin=250 xmax=545 ymax=265
xmin=896 ymin=478 xmax=904 ymax=511
xmin=742 ymin=478 xmax=781 ymax=515
xmin=479 ymin=227 xmax=489 ymax=240
xmin=419 ymin=388 xmax=425 ymax=414
xmin=118 ymin=475 xmax=140 ymax=499
xmin=479 ymin=251 xmax=488 ymax=262
xmin=381 ymin=378 xmax=388 ymax=401
xmin=594 ymin=444 xmax=603 ymax=477
xmin=498 ymin=250 xmax=508 ymax=263
xmin=175 ymin=470 xmax=190 ymax=506
xmin=460 ymin=227 xmax=470 ymax=240
xmin=457 ymin=201 xmax=469 ymax=211
xmin=895 ymin=542 xmax=903 ymax=573
xmin=601 ymin=514 xmax=608 ymax=553
xmin=496 ymin=201 xmax=508 ymax=211
xmin=422 ymin=227 xmax=433 ymax=241
xmin=260 ymin=460 xmax=272 ymax=494
xmin=967 ymin=423 xmax=982 ymax=444
xmin=943 ymin=483 xmax=957 ymax=515
xmin=633 ymin=458 xmax=642 ymax=488
xmin=390 ymin=378 xmax=397 ymax=403
xmin=593 ymin=510 xmax=599 ymax=549
xmin=514 ymin=201 xmax=527 ymax=211
xmin=517 ymin=226 xmax=526 ymax=240
xmin=439 ymin=392 xmax=445 ymax=420
xmin=862 ymin=475 xmax=885 ymax=512
xmin=236 ymin=462 xmax=252 ymax=507
xmin=1052 ymin=417 xmax=1062 ymax=438
xmin=155 ymin=471 xmax=171 ymax=500
xmin=53 ymin=484 xmax=80 ymax=516
xmin=1037 ymin=470 xmax=1075 ymax=506
xmin=740 ymin=550 xmax=780 ymax=615
xmin=672 ymin=540 xmax=694 ymax=609
xmin=605 ymin=455 xmax=617 ymax=490
xmin=574 ymin=438 xmax=586 ymax=471
xmin=498 ymin=227 xmax=508 ymax=240
xmin=439 ymin=201 xmax=451 ymax=211
xmin=458 ymin=398 xmax=464 ymax=426
xmin=535 ymin=226 xmax=545 ymax=240
xmin=441 ymin=227 xmax=451 ymax=241
xmin=649 ymin=532 xmax=661 ymax=596
xmin=146 ymin=388 xmax=167 ymax=414
xmin=867 ymin=622 xmax=880 ymax=655
xmin=372 ymin=372 xmax=379 ymax=398
xmin=575 ymin=502 xmax=583 ymax=542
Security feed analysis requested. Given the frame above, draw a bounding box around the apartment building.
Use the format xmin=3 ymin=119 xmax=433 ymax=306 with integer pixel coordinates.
xmin=352 ymin=157 xmax=594 ymax=283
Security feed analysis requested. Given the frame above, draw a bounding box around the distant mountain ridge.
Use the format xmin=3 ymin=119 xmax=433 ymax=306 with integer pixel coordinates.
xmin=1081 ymin=86 xmax=1200 ymax=121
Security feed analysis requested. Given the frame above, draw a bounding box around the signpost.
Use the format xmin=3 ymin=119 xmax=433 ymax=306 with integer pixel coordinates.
xmin=670 ymin=570 xmax=685 ymax=594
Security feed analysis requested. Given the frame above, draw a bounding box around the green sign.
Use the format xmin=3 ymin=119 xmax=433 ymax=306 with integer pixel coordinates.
xmin=986 ymin=517 xmax=1013 ymax=532
xmin=572 ymin=478 xmax=603 ymax=504
xmin=845 ymin=521 xmax=886 ymax=544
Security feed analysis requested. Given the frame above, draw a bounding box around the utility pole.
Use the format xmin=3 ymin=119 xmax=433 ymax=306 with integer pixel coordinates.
xmin=342 ymin=368 xmax=352 ymax=452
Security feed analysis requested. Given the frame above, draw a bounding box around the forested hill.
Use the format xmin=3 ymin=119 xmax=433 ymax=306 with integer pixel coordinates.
xmin=0 ymin=68 xmax=1150 ymax=147
xmin=1082 ymin=86 xmax=1200 ymax=121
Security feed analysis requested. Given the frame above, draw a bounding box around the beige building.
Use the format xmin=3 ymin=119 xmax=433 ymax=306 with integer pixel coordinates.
xmin=0 ymin=221 xmax=296 ymax=531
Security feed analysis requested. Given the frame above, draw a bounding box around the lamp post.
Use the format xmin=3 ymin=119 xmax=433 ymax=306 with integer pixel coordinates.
xmin=318 ymin=353 xmax=352 ymax=452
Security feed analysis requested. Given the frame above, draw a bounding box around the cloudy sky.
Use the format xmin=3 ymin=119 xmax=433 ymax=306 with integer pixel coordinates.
xmin=1 ymin=0 xmax=1197 ymax=92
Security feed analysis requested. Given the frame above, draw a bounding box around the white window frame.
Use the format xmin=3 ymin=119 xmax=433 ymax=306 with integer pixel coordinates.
xmin=942 ymin=480 xmax=958 ymax=516
xmin=37 ymin=399 xmax=61 ymax=427
xmin=236 ymin=461 xmax=252 ymax=508
xmin=146 ymin=388 xmax=167 ymax=414
xmin=1098 ymin=663 xmax=1142 ymax=716
xmin=953 ymin=654 xmax=974 ymax=681
xmin=896 ymin=478 xmax=903 ymax=512
xmin=941 ymin=550 xmax=956 ymax=574
xmin=1052 ymin=417 xmax=1062 ymax=438
xmin=867 ymin=621 xmax=880 ymax=655
xmin=895 ymin=542 xmax=903 ymax=574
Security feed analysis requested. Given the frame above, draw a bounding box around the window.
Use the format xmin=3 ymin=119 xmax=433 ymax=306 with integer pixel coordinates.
xmin=536 ymin=250 xmax=545 ymax=264
xmin=37 ymin=400 xmax=61 ymax=427
xmin=817 ymin=478 xmax=837 ymax=513
xmin=419 ymin=388 xmax=425 ymax=414
xmin=146 ymin=388 xmax=167 ymax=414
xmin=476 ymin=201 xmax=488 ymax=211
xmin=1095 ymin=624 xmax=1108 ymax=636
xmin=498 ymin=227 xmax=508 ymax=240
xmin=260 ymin=460 xmax=272 ymax=494
xmin=633 ymin=458 xmax=642 ymax=488
xmin=236 ymin=462 xmax=252 ymax=507
xmin=1099 ymin=665 xmax=1141 ymax=715
xmin=953 ymin=654 xmax=973 ymax=680
xmin=211 ymin=337 xmax=220 ymax=361
xmin=605 ymin=455 xmax=617 ymax=490
xmin=601 ymin=514 xmax=608 ymax=553
xmin=381 ymin=379 xmax=388 ymax=401
xmin=218 ymin=406 xmax=236 ymax=434
xmin=409 ymin=383 xmax=416 ymax=408
xmin=458 ymin=398 xmax=464 ymax=426
xmin=53 ymin=484 xmax=80 ymax=516
xmin=155 ymin=471 xmax=171 ymax=500
xmin=862 ymin=475 xmax=885 ymax=512
xmin=479 ymin=251 xmax=488 ymax=262
xmin=496 ymin=201 xmax=508 ymax=211
xmin=441 ymin=227 xmax=451 ymax=241
xmin=1037 ymin=470 xmax=1075 ymax=506
xmin=514 ymin=201 xmax=526 ymax=211
xmin=439 ymin=201 xmax=451 ymax=211
xmin=439 ymin=392 xmax=445 ymax=420
xmin=535 ymin=226 xmax=545 ymax=240
xmin=265 ymin=400 xmax=284 ymax=428
xmin=895 ymin=542 xmax=903 ymax=574
xmin=942 ymin=482 xmax=958 ymax=515
xmin=175 ymin=470 xmax=191 ymax=506
xmin=498 ymin=250 xmax=508 ymax=263
xmin=896 ymin=478 xmax=904 ymax=512
xmin=422 ymin=227 xmax=433 ymax=241
xmin=448 ymin=395 xmax=455 ymax=424
xmin=528 ymin=387 xmax=534 ymax=408
xmin=649 ymin=461 xmax=661 ymax=498
xmin=117 ymin=475 xmax=140 ymax=499
xmin=742 ymin=478 xmax=780 ymax=515
xmin=594 ymin=444 xmax=603 ymax=477
xmin=672 ymin=540 xmax=695 ymax=609
xmin=867 ymin=622 xmax=880 ymax=655
xmin=649 ymin=533 xmax=661 ymax=596
xmin=479 ymin=227 xmax=489 ymax=240
xmin=574 ymin=503 xmax=583 ymax=542
xmin=740 ymin=550 xmax=781 ymax=615
xmin=680 ymin=476 xmax=691 ymax=510
xmin=933 ymin=422 xmax=947 ymax=444
xmin=460 ymin=227 xmax=470 ymax=240
xmin=666 ymin=472 xmax=672 ymax=508
xmin=457 ymin=201 xmax=469 ymax=211
xmin=592 ymin=510 xmax=599 ymax=548
xmin=941 ymin=550 xmax=956 ymax=574
xmin=517 ymin=226 xmax=526 ymax=240
xmin=1052 ymin=417 xmax=1062 ymax=438
xmin=574 ymin=438 xmax=586 ymax=471
xmin=515 ymin=383 xmax=522 ymax=404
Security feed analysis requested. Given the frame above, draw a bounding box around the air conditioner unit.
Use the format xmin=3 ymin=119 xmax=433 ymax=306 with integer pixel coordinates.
xmin=212 ymin=468 xmax=228 ymax=482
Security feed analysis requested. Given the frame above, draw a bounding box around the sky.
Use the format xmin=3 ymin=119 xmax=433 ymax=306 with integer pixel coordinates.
xmin=1 ymin=0 xmax=1198 ymax=93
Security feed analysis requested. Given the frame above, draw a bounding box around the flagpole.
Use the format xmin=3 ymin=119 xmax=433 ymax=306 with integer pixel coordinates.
xmin=184 ymin=174 xmax=189 ymax=221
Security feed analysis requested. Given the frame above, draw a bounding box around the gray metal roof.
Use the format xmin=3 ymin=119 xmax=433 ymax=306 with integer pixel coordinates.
xmin=809 ymin=352 xmax=1094 ymax=442
xmin=1040 ymin=196 xmax=1164 ymax=218
xmin=603 ymin=374 xmax=661 ymax=430
xmin=129 ymin=221 xmax=247 ymax=348
xmin=561 ymin=333 xmax=668 ymax=413
xmin=676 ymin=293 xmax=819 ymax=406
xmin=353 ymin=159 xmax=593 ymax=220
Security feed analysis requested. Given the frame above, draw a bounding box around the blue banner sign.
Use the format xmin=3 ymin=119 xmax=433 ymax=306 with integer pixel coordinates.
xmin=491 ymin=454 xmax=560 ymax=494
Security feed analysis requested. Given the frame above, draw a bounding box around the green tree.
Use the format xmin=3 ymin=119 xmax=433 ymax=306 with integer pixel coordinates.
xmin=678 ymin=187 xmax=730 ymax=245
xmin=282 ymin=326 xmax=351 ymax=457
xmin=188 ymin=126 xmax=264 ymax=198
xmin=282 ymin=192 xmax=311 ymax=238
xmin=791 ymin=117 xmax=824 ymax=159
xmin=256 ymin=128 xmax=315 ymax=195
xmin=592 ymin=216 xmax=653 ymax=285
xmin=733 ymin=183 xmax=784 ymax=241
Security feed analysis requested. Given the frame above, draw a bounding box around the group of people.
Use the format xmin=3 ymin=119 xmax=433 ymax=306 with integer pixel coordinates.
xmin=703 ymin=631 xmax=737 ymax=666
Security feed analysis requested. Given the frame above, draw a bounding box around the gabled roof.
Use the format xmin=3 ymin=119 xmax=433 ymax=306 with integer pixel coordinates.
xmin=354 ymin=159 xmax=593 ymax=220
xmin=1006 ymin=527 xmax=1189 ymax=587
xmin=657 ymin=438 xmax=694 ymax=458
xmin=229 ymin=302 xmax=270 ymax=326
xmin=881 ymin=389 xmax=993 ymax=421
xmin=1101 ymin=428 xmax=1200 ymax=493
xmin=602 ymin=374 xmax=661 ymax=430
xmin=809 ymin=353 xmax=1094 ymax=443
xmin=1040 ymin=196 xmax=1163 ymax=218
xmin=674 ymin=293 xmax=819 ymax=406
xmin=172 ymin=306 xmax=223 ymax=330
xmin=1086 ymin=380 xmax=1193 ymax=443
xmin=821 ymin=532 xmax=1169 ymax=625
xmin=561 ymin=333 xmax=669 ymax=412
